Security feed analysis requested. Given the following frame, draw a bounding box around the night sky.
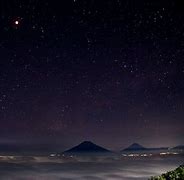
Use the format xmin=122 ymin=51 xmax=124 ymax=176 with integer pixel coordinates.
xmin=0 ymin=0 xmax=184 ymax=151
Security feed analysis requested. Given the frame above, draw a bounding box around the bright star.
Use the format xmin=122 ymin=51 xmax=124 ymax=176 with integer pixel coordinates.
xmin=15 ymin=20 xmax=19 ymax=25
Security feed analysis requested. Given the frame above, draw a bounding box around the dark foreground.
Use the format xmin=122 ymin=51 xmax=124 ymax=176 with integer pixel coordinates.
xmin=150 ymin=165 xmax=184 ymax=180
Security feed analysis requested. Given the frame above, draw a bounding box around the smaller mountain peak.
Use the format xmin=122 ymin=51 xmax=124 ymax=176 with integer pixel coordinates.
xmin=122 ymin=143 xmax=146 ymax=151
xmin=131 ymin=143 xmax=143 ymax=147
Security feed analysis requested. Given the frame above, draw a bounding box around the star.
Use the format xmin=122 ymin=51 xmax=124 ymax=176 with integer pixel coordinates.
xmin=12 ymin=17 xmax=22 ymax=28
xmin=15 ymin=20 xmax=19 ymax=25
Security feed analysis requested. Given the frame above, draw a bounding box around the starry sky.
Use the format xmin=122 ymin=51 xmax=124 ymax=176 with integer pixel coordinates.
xmin=0 ymin=0 xmax=184 ymax=151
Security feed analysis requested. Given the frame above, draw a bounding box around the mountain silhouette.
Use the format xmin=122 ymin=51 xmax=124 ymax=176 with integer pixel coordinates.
xmin=63 ymin=141 xmax=111 ymax=154
xmin=122 ymin=143 xmax=147 ymax=151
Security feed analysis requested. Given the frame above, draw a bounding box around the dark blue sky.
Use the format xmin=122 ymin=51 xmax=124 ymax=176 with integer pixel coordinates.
xmin=0 ymin=0 xmax=184 ymax=150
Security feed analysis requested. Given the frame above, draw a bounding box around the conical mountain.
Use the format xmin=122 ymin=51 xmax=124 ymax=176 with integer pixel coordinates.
xmin=63 ymin=141 xmax=111 ymax=154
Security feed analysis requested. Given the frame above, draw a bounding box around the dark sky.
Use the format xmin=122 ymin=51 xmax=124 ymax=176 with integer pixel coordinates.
xmin=0 ymin=0 xmax=184 ymax=151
